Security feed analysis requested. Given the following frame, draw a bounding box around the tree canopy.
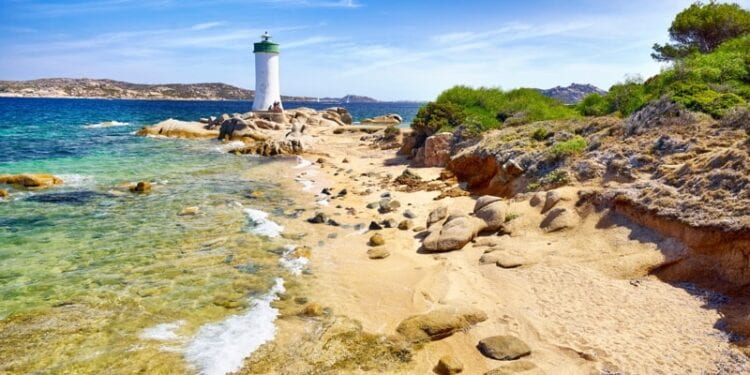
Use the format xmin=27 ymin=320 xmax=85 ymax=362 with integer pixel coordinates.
xmin=652 ymin=1 xmax=750 ymax=61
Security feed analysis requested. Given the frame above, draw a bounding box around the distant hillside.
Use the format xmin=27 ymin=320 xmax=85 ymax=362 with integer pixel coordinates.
xmin=0 ymin=78 xmax=379 ymax=102
xmin=538 ymin=83 xmax=607 ymax=104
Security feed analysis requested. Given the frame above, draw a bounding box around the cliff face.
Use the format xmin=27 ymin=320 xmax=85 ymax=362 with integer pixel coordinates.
xmin=0 ymin=78 xmax=380 ymax=102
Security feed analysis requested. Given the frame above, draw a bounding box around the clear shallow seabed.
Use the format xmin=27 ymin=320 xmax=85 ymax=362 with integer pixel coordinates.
xmin=0 ymin=98 xmax=422 ymax=374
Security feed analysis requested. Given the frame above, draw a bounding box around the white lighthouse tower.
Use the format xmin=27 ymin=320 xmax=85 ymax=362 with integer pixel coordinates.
xmin=252 ymin=31 xmax=282 ymax=112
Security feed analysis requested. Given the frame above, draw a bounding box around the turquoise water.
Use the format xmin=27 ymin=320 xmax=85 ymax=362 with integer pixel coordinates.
xmin=0 ymin=98 xmax=422 ymax=374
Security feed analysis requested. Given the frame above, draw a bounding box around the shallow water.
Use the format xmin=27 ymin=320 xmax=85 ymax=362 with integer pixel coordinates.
xmin=0 ymin=98 xmax=422 ymax=374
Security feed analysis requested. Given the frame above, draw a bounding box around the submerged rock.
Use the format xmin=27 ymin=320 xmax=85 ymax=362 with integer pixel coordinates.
xmin=24 ymin=190 xmax=111 ymax=205
xmin=396 ymin=308 xmax=487 ymax=343
xmin=477 ymin=335 xmax=531 ymax=361
xmin=0 ymin=189 xmax=7 ymax=199
xmin=0 ymin=174 xmax=63 ymax=188
xmin=129 ymin=181 xmax=152 ymax=194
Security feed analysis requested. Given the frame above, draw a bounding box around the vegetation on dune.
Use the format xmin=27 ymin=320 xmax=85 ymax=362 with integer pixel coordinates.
xmin=414 ymin=1 xmax=750 ymax=139
xmin=411 ymin=86 xmax=578 ymax=140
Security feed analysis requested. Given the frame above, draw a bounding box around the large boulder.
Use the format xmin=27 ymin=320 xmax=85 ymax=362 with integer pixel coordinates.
xmin=474 ymin=196 xmax=507 ymax=232
xmin=136 ymin=119 xmax=217 ymax=139
xmin=422 ymin=215 xmax=486 ymax=252
xmin=427 ymin=206 xmax=449 ymax=227
xmin=218 ymin=118 xmax=251 ymax=140
xmin=0 ymin=174 xmax=63 ymax=188
xmin=396 ymin=308 xmax=487 ymax=343
xmin=416 ymin=132 xmax=452 ymax=167
xmin=539 ymin=208 xmax=577 ymax=232
xmin=477 ymin=335 xmax=531 ymax=361
xmin=361 ymin=114 xmax=402 ymax=125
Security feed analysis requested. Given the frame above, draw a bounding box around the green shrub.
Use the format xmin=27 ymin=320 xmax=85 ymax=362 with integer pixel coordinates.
xmin=550 ymin=136 xmax=587 ymax=157
xmin=531 ymin=128 xmax=549 ymax=141
xmin=607 ymin=80 xmax=648 ymax=116
xmin=671 ymin=82 xmax=746 ymax=118
xmin=411 ymin=101 xmax=466 ymax=137
xmin=577 ymin=93 xmax=610 ymax=116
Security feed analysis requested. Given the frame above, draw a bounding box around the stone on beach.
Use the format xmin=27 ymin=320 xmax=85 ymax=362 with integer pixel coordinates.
xmin=484 ymin=361 xmax=541 ymax=375
xmin=422 ymin=215 xmax=486 ymax=252
xmin=474 ymin=196 xmax=507 ymax=232
xmin=369 ymin=233 xmax=385 ymax=246
xmin=367 ymin=247 xmax=390 ymax=259
xmin=0 ymin=174 xmax=63 ymax=188
xmin=427 ymin=206 xmax=448 ymax=227
xmin=540 ymin=207 xmax=577 ymax=232
xmin=435 ymin=355 xmax=464 ymax=375
xmin=477 ymin=335 xmax=531 ymax=361
xmin=396 ymin=308 xmax=488 ymax=343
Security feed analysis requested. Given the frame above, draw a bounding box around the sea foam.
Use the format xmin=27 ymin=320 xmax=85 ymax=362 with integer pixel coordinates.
xmin=140 ymin=320 xmax=185 ymax=341
xmin=244 ymin=208 xmax=284 ymax=237
xmin=185 ymin=278 xmax=285 ymax=375
xmin=82 ymin=120 xmax=130 ymax=129
xmin=279 ymin=245 xmax=309 ymax=276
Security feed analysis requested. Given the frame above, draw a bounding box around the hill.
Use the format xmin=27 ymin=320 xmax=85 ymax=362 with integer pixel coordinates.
xmin=0 ymin=78 xmax=379 ymax=102
xmin=538 ymin=83 xmax=607 ymax=104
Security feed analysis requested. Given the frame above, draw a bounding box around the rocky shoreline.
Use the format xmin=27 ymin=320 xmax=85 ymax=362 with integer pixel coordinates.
xmin=8 ymin=104 xmax=750 ymax=373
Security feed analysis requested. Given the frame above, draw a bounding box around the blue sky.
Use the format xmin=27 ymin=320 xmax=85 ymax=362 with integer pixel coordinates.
xmin=1 ymin=0 xmax=748 ymax=100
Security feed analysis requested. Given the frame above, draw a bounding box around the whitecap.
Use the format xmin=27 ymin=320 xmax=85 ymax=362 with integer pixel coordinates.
xmin=279 ymin=245 xmax=309 ymax=276
xmin=56 ymin=174 xmax=95 ymax=188
xmin=214 ymin=141 xmax=246 ymax=153
xmin=244 ymin=208 xmax=284 ymax=237
xmin=82 ymin=120 xmax=130 ymax=129
xmin=140 ymin=320 xmax=185 ymax=341
xmin=295 ymin=178 xmax=314 ymax=192
xmin=185 ymin=278 xmax=285 ymax=375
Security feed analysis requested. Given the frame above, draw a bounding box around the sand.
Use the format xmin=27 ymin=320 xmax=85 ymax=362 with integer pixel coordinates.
xmin=233 ymin=125 xmax=750 ymax=375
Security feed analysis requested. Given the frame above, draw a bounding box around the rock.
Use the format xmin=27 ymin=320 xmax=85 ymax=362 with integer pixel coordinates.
xmin=307 ymin=212 xmax=329 ymax=224
xmin=403 ymin=209 xmax=417 ymax=219
xmin=0 ymin=174 xmax=63 ymax=188
xmin=477 ymin=335 xmax=531 ymax=361
xmin=422 ymin=215 xmax=487 ymax=252
xmin=369 ymin=233 xmax=385 ymax=246
xmin=179 ymin=206 xmax=200 ymax=216
xmin=369 ymin=221 xmax=383 ymax=230
xmin=479 ymin=253 xmax=501 ymax=265
xmin=300 ymin=303 xmax=325 ymax=317
xmin=247 ymin=190 xmax=264 ymax=199
xmin=435 ymin=355 xmax=464 ymax=375
xmin=137 ymin=119 xmax=218 ymax=139
xmin=398 ymin=220 xmax=413 ymax=230
xmin=379 ymin=198 xmax=401 ymax=213
xmin=337 ymin=189 xmax=348 ymax=197
xmin=361 ymin=114 xmax=402 ymax=125
xmin=396 ymin=308 xmax=488 ymax=343
xmin=496 ymin=254 xmax=525 ymax=269
xmin=427 ymin=206 xmax=448 ymax=227
xmin=382 ymin=218 xmax=398 ymax=228
xmin=399 ymin=132 xmax=418 ymax=156
xmin=366 ymin=202 xmax=379 ymax=209
xmin=503 ymin=160 xmax=524 ymax=177
xmin=218 ymin=118 xmax=250 ymax=140
xmin=420 ymin=132 xmax=453 ymax=167
xmin=540 ymin=208 xmax=577 ymax=232
xmin=254 ymin=119 xmax=277 ymax=130
xmin=542 ymin=190 xmax=561 ymax=213
xmin=474 ymin=195 xmax=503 ymax=212
xmin=474 ymin=198 xmax=507 ymax=232
xmin=0 ymin=189 xmax=7 ymax=199
xmin=626 ymin=97 xmax=696 ymax=136
xmin=367 ymin=247 xmax=390 ymax=259
xmin=413 ymin=226 xmax=426 ymax=232
xmin=484 ymin=361 xmax=541 ymax=375
xmin=316 ymin=157 xmax=327 ymax=164
xmin=529 ymin=192 xmax=544 ymax=207
xmin=129 ymin=181 xmax=151 ymax=193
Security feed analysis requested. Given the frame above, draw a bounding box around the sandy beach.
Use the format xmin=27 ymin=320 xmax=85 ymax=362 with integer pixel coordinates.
xmin=227 ymin=122 xmax=749 ymax=374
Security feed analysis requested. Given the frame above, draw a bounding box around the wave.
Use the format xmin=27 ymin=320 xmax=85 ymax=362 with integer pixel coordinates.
xmin=140 ymin=320 xmax=185 ymax=341
xmin=279 ymin=245 xmax=308 ymax=276
xmin=82 ymin=120 xmax=130 ymax=129
xmin=55 ymin=174 xmax=95 ymax=188
xmin=185 ymin=278 xmax=285 ymax=375
xmin=213 ymin=141 xmax=246 ymax=153
xmin=294 ymin=156 xmax=313 ymax=169
xmin=244 ymin=208 xmax=284 ymax=238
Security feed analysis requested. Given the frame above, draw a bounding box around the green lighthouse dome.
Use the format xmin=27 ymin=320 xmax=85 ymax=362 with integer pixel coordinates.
xmin=253 ymin=31 xmax=279 ymax=54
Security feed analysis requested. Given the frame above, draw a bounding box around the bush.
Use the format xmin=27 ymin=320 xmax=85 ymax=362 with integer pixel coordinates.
xmin=607 ymin=80 xmax=648 ymax=116
xmin=411 ymin=101 xmax=466 ymax=138
xmin=550 ymin=136 xmax=587 ymax=157
xmin=577 ymin=93 xmax=610 ymax=116
xmin=671 ymin=82 xmax=746 ymax=118
xmin=531 ymin=128 xmax=549 ymax=141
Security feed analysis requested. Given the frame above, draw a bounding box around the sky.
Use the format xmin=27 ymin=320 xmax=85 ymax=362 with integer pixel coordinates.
xmin=1 ymin=0 xmax=749 ymax=101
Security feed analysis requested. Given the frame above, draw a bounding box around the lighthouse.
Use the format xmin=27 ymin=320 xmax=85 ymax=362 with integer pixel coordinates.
xmin=252 ymin=32 xmax=282 ymax=112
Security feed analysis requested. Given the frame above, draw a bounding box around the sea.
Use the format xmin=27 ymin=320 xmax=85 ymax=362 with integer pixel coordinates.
xmin=0 ymin=98 xmax=422 ymax=374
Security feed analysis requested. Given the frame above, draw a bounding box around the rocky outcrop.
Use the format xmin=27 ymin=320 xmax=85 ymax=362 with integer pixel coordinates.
xmin=396 ymin=308 xmax=487 ymax=343
xmin=413 ymin=132 xmax=452 ymax=167
xmin=0 ymin=174 xmax=63 ymax=188
xmin=361 ymin=114 xmax=402 ymax=125
xmin=136 ymin=119 xmax=218 ymax=139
